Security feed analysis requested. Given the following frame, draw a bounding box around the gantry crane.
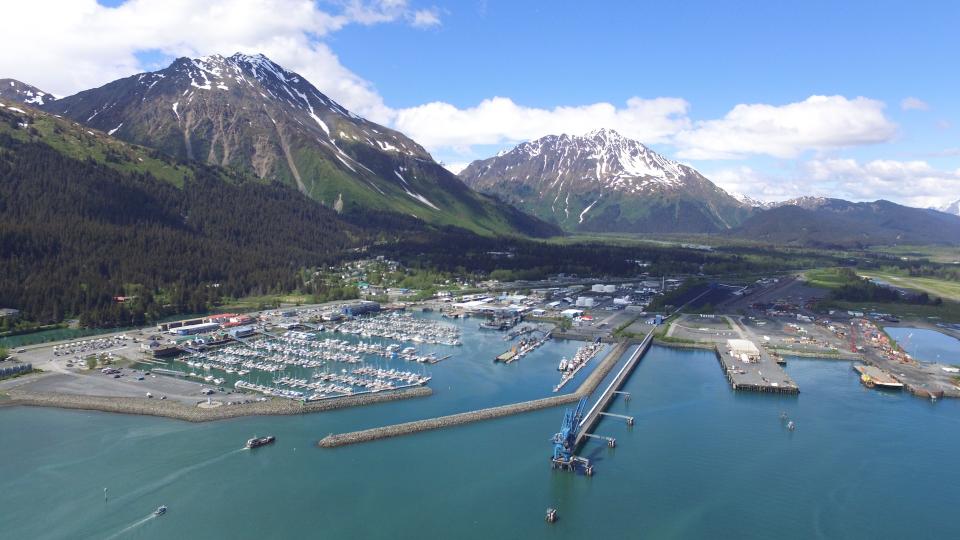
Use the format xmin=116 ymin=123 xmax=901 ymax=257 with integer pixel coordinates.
xmin=550 ymin=397 xmax=593 ymax=474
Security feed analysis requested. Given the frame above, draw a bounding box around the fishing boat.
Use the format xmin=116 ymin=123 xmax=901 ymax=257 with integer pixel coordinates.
xmin=245 ymin=435 xmax=276 ymax=449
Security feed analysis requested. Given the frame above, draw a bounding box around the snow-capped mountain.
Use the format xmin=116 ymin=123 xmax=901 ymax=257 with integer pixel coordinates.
xmin=459 ymin=129 xmax=751 ymax=233
xmin=940 ymin=199 xmax=960 ymax=217
xmin=734 ymin=198 xmax=960 ymax=246
xmin=41 ymin=54 xmax=554 ymax=236
xmin=731 ymin=192 xmax=771 ymax=209
xmin=0 ymin=79 xmax=55 ymax=106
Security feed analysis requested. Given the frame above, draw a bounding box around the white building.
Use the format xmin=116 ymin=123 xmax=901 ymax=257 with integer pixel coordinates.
xmin=727 ymin=339 xmax=760 ymax=359
xmin=576 ymin=297 xmax=595 ymax=307
xmin=591 ymin=284 xmax=617 ymax=293
xmin=560 ymin=309 xmax=584 ymax=319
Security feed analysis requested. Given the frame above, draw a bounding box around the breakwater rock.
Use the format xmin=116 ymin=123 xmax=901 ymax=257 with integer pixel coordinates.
xmin=7 ymin=386 xmax=431 ymax=422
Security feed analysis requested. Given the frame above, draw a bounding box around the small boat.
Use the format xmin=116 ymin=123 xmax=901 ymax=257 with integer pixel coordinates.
xmin=545 ymin=508 xmax=558 ymax=523
xmin=154 ymin=505 xmax=167 ymax=516
xmin=245 ymin=435 xmax=276 ymax=449
xmin=786 ymin=421 xmax=796 ymax=431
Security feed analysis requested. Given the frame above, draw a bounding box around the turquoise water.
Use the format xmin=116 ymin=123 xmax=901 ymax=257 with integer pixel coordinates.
xmin=2 ymin=340 xmax=959 ymax=538
xmin=885 ymin=326 xmax=960 ymax=364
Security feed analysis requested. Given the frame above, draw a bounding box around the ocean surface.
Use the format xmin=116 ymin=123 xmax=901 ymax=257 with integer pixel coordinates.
xmin=2 ymin=316 xmax=959 ymax=539
xmin=885 ymin=326 xmax=960 ymax=364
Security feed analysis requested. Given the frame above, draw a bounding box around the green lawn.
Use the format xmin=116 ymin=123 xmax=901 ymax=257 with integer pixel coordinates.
xmin=867 ymin=245 xmax=960 ymax=264
xmin=803 ymin=268 xmax=855 ymax=289
xmin=858 ymin=270 xmax=960 ymax=302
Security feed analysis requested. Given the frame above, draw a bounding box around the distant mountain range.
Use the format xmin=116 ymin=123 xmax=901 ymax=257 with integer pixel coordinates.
xmin=459 ymin=130 xmax=960 ymax=245
xmin=459 ymin=129 xmax=750 ymax=233
xmin=731 ymin=197 xmax=960 ymax=247
xmin=31 ymin=54 xmax=556 ymax=237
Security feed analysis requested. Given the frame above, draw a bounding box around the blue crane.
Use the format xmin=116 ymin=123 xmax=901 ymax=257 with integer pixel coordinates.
xmin=551 ymin=397 xmax=588 ymax=464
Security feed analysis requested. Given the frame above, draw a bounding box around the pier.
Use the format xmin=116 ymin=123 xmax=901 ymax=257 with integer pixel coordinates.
xmin=715 ymin=333 xmax=798 ymax=394
xmin=575 ymin=330 xmax=653 ymax=448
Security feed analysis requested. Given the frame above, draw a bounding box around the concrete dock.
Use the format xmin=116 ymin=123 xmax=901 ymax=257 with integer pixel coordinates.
xmin=575 ymin=331 xmax=653 ymax=448
xmin=715 ymin=348 xmax=798 ymax=394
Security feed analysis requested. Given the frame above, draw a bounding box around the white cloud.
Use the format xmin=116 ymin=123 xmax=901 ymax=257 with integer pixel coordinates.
xmin=393 ymin=96 xmax=691 ymax=154
xmin=411 ymin=8 xmax=442 ymax=27
xmin=805 ymin=159 xmax=960 ymax=208
xmin=707 ymin=159 xmax=960 ymax=209
xmin=900 ymin=97 xmax=929 ymax=111
xmin=705 ymin=166 xmax=805 ymax=202
xmin=442 ymin=162 xmax=471 ymax=174
xmin=0 ymin=0 xmax=436 ymax=122
xmin=674 ymin=95 xmax=897 ymax=160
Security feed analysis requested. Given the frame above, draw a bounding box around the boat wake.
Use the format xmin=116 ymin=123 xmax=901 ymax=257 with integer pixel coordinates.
xmin=113 ymin=447 xmax=244 ymax=504
xmin=103 ymin=512 xmax=156 ymax=540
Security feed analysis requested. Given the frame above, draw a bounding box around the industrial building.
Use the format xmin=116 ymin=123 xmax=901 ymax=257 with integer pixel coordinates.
xmin=170 ymin=322 xmax=220 ymax=336
xmin=727 ymin=339 xmax=760 ymax=360
xmin=342 ymin=301 xmax=381 ymax=317
xmin=576 ymin=297 xmax=595 ymax=308
xmin=227 ymin=326 xmax=255 ymax=339
xmin=591 ymin=284 xmax=617 ymax=293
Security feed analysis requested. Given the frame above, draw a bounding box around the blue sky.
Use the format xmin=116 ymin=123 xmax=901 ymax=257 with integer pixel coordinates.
xmin=6 ymin=0 xmax=959 ymax=207
xmin=328 ymin=1 xmax=960 ymax=205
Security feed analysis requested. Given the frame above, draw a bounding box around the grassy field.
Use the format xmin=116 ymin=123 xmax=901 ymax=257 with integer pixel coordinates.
xmin=857 ymin=270 xmax=960 ymax=302
xmin=819 ymin=299 xmax=960 ymax=322
xmin=802 ymin=268 xmax=854 ymax=289
xmin=868 ymin=245 xmax=960 ymax=264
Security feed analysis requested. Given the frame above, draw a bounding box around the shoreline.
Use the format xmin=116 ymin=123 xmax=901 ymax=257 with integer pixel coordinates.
xmin=1 ymin=385 xmax=432 ymax=422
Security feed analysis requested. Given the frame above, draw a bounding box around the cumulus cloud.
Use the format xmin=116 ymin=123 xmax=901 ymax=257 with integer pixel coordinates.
xmin=804 ymin=159 xmax=960 ymax=208
xmin=900 ymin=97 xmax=929 ymax=111
xmin=707 ymin=159 xmax=960 ymax=209
xmin=674 ymin=95 xmax=897 ymax=160
xmin=0 ymin=0 xmax=437 ymax=122
xmin=393 ymin=96 xmax=691 ymax=152
xmin=705 ymin=166 xmax=805 ymax=202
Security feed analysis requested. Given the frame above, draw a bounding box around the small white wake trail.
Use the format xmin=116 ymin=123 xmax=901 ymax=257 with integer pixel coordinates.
xmin=103 ymin=512 xmax=156 ymax=540
xmin=113 ymin=447 xmax=244 ymax=504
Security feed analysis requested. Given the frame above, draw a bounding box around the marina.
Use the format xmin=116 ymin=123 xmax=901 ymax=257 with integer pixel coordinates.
xmin=143 ymin=317 xmax=447 ymax=404
xmin=494 ymin=328 xmax=552 ymax=364
xmin=553 ymin=340 xmax=604 ymax=392
xmin=334 ymin=312 xmax=462 ymax=346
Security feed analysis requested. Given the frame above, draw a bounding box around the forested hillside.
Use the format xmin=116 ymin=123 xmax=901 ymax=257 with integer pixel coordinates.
xmin=0 ymin=103 xmax=360 ymax=326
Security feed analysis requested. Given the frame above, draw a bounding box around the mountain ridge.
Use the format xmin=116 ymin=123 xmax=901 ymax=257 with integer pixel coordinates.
xmin=459 ymin=129 xmax=751 ymax=233
xmin=732 ymin=198 xmax=960 ymax=247
xmin=0 ymin=79 xmax=55 ymax=106
xmin=39 ymin=53 xmax=558 ymax=237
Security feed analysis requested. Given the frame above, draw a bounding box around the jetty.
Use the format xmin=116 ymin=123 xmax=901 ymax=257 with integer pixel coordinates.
xmin=574 ymin=331 xmax=652 ymax=448
xmin=319 ymin=340 xmax=631 ymax=448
